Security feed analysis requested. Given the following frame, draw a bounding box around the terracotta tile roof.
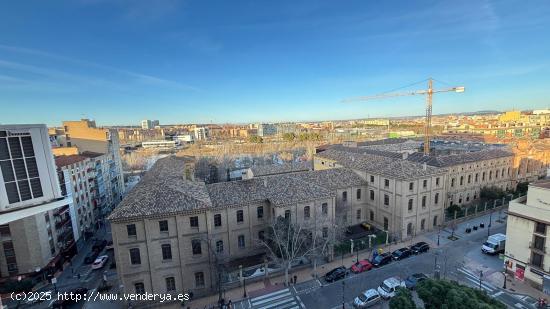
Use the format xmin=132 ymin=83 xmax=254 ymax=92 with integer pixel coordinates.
xmin=108 ymin=156 xmax=366 ymax=221
xmin=250 ymin=161 xmax=312 ymax=177
xmin=407 ymin=149 xmax=513 ymax=167
xmin=316 ymin=149 xmax=445 ymax=179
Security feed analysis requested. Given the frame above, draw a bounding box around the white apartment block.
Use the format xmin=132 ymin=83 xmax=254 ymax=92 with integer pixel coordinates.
xmin=0 ymin=124 xmax=73 ymax=279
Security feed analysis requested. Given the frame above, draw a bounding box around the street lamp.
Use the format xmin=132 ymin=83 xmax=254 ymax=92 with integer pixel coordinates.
xmin=487 ymin=212 xmax=492 ymax=237
xmin=502 ymin=271 xmax=507 ymax=289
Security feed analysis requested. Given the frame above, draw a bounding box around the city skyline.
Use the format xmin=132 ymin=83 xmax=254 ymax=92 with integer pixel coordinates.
xmin=1 ymin=0 xmax=550 ymax=126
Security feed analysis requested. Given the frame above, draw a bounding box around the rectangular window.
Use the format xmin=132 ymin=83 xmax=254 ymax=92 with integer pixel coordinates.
xmin=533 ymin=235 xmax=545 ymax=251
xmin=190 ymin=216 xmax=199 ymax=228
xmin=322 ymin=203 xmax=328 ymax=215
xmin=409 ymin=182 xmax=414 ymax=190
xmin=258 ymin=230 xmax=265 ymax=241
xmin=195 ymin=272 xmax=205 ymax=287
xmin=129 ymin=248 xmax=141 ymax=265
xmin=257 ymin=206 xmax=264 ymax=219
xmin=238 ymin=235 xmax=245 ymax=248
xmin=384 ymin=179 xmax=389 ymax=187
xmin=127 ymin=224 xmax=137 ymax=237
xmin=370 ymin=190 xmax=374 ymax=201
xmin=342 ymin=191 xmax=347 ymax=202
xmin=356 ymin=189 xmax=361 ymax=200
xmin=159 ymin=220 xmax=168 ymax=233
xmin=284 ymin=210 xmax=291 ymax=220
xmin=422 ymin=196 xmax=427 ymax=207
xmin=304 ymin=206 xmax=310 ymax=219
xmin=322 ymin=227 xmax=328 ymax=238
xmin=165 ymin=277 xmax=176 ymax=292
xmin=134 ymin=282 xmax=145 ymax=294
xmin=436 ymin=177 xmax=440 ymax=186
xmin=532 ymin=252 xmax=544 ymax=268
xmin=356 ymin=209 xmax=361 ymax=220
xmin=192 ymin=239 xmax=202 ymax=255
xmin=423 ymin=180 xmax=427 ymax=188
xmin=214 ymin=214 xmax=222 ymax=227
xmin=535 ymin=222 xmax=547 ymax=235
xmin=236 ymin=210 xmax=244 ymax=223
xmin=370 ymin=175 xmax=374 ymax=183
xmin=384 ymin=194 xmax=389 ymax=206
xmin=161 ymin=244 xmax=172 ymax=260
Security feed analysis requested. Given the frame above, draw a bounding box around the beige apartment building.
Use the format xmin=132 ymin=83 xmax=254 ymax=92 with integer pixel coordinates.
xmin=55 ymin=155 xmax=96 ymax=241
xmin=314 ymin=149 xmax=447 ymax=240
xmin=505 ymin=181 xmax=550 ymax=291
xmin=109 ymin=156 xmax=371 ymax=297
xmin=407 ymin=149 xmax=514 ymax=207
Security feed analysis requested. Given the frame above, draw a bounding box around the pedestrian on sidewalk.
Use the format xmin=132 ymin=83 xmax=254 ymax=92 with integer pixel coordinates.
xmin=293 ymin=275 xmax=297 ymax=285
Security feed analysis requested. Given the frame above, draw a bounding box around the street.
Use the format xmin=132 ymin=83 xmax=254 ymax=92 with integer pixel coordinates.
xmin=230 ymin=211 xmax=539 ymax=309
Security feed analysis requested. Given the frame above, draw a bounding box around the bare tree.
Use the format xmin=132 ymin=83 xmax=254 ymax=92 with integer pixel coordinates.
xmin=257 ymin=215 xmax=343 ymax=285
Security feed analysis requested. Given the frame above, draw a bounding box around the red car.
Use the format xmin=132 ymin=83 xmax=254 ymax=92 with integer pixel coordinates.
xmin=351 ymin=259 xmax=373 ymax=273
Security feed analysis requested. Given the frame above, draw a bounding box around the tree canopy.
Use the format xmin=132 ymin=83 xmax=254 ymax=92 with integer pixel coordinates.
xmin=389 ymin=287 xmax=416 ymax=309
xmin=417 ymin=279 xmax=505 ymax=309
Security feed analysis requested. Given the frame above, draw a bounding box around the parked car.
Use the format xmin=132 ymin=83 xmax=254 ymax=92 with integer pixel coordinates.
xmin=240 ymin=266 xmax=279 ymax=279
xmin=324 ymin=266 xmax=347 ymax=282
xmin=353 ymin=288 xmax=381 ymax=308
xmin=410 ymin=242 xmax=430 ymax=254
xmin=391 ymin=248 xmax=411 ymax=261
xmin=351 ymin=259 xmax=373 ymax=273
xmin=404 ymin=273 xmax=428 ymax=289
xmin=377 ymin=277 xmax=406 ymax=299
xmin=91 ymin=255 xmax=109 ymax=270
xmin=52 ymin=287 xmax=88 ymax=308
xmin=92 ymin=239 xmax=107 ymax=252
xmin=371 ymin=253 xmax=392 ymax=267
xmin=84 ymin=250 xmax=100 ymax=264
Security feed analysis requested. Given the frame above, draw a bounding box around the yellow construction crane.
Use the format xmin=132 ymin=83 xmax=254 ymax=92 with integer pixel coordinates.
xmin=343 ymin=78 xmax=465 ymax=155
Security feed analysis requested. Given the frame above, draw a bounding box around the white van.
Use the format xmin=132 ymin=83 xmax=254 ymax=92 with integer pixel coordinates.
xmin=482 ymin=233 xmax=506 ymax=254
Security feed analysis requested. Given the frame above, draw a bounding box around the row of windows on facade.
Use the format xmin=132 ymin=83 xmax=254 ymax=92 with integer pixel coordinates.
xmin=125 ymin=204 xmax=331 ymax=238
xmin=450 ymin=168 xmax=509 ymax=188
xmin=132 ymin=275 xmax=189 ymax=294
xmin=407 ymin=194 xmax=440 ymax=211
xmin=530 ymin=222 xmax=548 ymax=269
xmin=368 ymin=175 xmax=442 ymax=190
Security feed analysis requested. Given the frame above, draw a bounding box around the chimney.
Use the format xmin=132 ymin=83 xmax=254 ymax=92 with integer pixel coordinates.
xmin=402 ymin=152 xmax=409 ymax=160
xmin=423 ymin=162 xmax=427 ymax=170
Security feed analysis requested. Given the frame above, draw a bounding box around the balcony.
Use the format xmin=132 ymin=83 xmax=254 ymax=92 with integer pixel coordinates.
xmin=55 ymin=216 xmax=71 ymax=229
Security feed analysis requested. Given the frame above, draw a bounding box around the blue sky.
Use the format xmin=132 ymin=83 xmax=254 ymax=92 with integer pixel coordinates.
xmin=1 ymin=0 xmax=549 ymax=126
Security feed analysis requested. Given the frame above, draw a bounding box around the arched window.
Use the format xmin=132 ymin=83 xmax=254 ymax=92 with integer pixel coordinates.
xmin=434 ymin=193 xmax=439 ymax=204
xmin=370 ymin=210 xmax=374 ymax=221
xmin=407 ymin=223 xmax=413 ymax=236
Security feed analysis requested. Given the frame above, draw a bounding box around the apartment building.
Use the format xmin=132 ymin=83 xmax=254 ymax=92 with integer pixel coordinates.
xmin=109 ymin=156 xmax=364 ymax=297
xmin=55 ymin=155 xmax=96 ymax=241
xmin=0 ymin=125 xmax=73 ymax=279
xmin=314 ymin=149 xmax=447 ymax=239
xmin=407 ymin=149 xmax=514 ymax=206
xmin=257 ymin=123 xmax=277 ymax=137
xmin=194 ymin=127 xmax=209 ymax=141
xmin=57 ymin=120 xmax=125 ymax=216
xmin=505 ymin=181 xmax=550 ymax=290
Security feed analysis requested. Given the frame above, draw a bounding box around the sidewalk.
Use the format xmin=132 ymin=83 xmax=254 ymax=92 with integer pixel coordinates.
xmin=176 ymin=234 xmax=437 ymax=309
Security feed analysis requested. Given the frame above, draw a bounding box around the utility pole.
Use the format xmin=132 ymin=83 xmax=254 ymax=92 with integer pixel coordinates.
xmin=487 ymin=211 xmax=493 ymax=237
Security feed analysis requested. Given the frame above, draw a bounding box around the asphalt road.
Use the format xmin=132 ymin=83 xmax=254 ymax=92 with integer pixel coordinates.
xmin=299 ymin=224 xmax=537 ymax=309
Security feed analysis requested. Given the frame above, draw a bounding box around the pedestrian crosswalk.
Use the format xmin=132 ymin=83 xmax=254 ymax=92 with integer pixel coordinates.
xmin=240 ymin=288 xmax=304 ymax=309
xmin=457 ymin=267 xmax=498 ymax=294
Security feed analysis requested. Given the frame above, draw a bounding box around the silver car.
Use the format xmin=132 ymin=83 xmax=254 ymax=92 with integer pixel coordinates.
xmin=353 ymin=288 xmax=381 ymax=308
